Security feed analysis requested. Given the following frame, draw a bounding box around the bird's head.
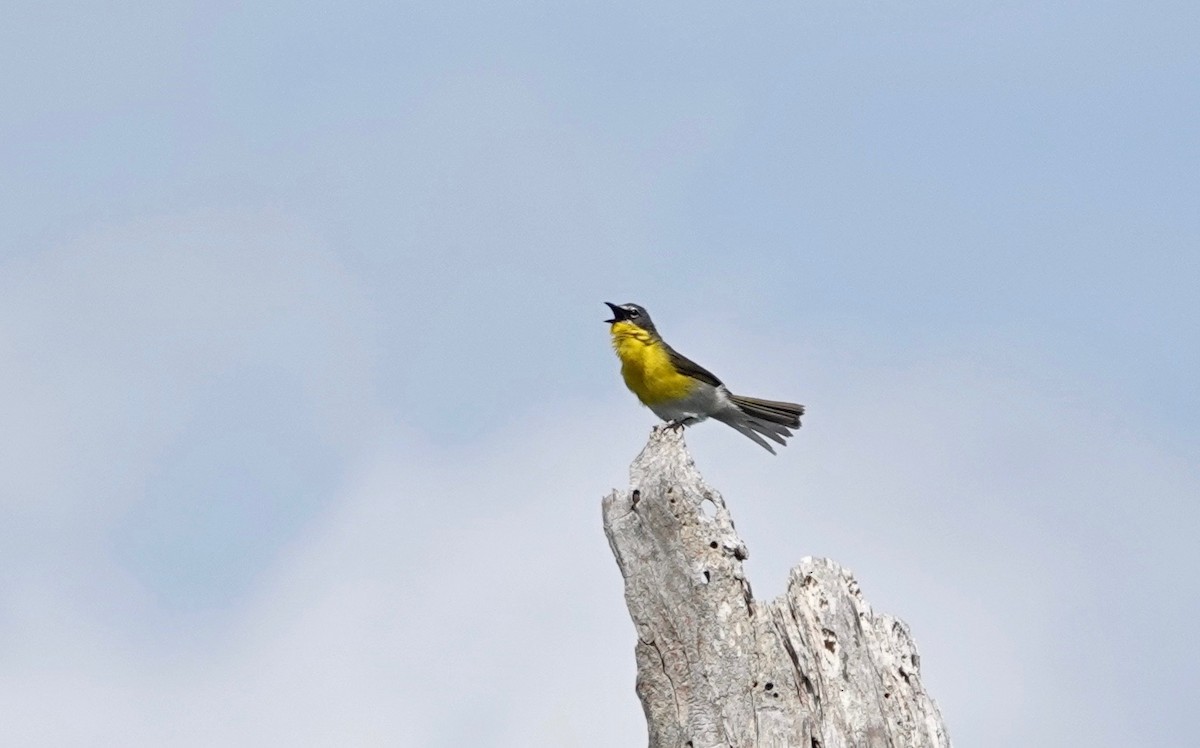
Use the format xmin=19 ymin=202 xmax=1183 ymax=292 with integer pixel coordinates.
xmin=604 ymin=302 xmax=659 ymax=337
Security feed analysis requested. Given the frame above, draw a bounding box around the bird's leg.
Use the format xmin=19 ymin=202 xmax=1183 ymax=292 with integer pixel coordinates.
xmin=663 ymin=417 xmax=698 ymax=431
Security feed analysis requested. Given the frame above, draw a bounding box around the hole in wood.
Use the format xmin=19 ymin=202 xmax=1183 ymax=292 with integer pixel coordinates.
xmin=699 ymin=498 xmax=717 ymax=517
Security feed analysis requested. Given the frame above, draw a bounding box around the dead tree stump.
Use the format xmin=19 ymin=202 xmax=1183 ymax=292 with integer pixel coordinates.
xmin=602 ymin=427 xmax=950 ymax=748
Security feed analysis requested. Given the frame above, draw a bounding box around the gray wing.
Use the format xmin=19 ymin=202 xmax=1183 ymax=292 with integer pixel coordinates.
xmin=664 ymin=345 xmax=723 ymax=388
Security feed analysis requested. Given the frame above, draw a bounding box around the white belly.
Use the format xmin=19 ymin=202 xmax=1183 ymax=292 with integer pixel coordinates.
xmin=647 ymin=383 xmax=731 ymax=424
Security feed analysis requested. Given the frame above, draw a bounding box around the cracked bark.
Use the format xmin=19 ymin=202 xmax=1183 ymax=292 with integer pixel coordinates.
xmin=603 ymin=427 xmax=951 ymax=748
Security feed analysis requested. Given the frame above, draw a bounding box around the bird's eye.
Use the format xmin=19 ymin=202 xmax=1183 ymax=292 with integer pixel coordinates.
xmin=627 ymin=308 xmax=640 ymax=318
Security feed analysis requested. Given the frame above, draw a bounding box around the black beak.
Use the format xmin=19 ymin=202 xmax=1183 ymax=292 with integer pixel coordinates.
xmin=604 ymin=301 xmax=625 ymax=324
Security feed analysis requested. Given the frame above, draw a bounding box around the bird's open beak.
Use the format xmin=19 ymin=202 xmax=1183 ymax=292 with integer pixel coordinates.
xmin=604 ymin=301 xmax=624 ymax=324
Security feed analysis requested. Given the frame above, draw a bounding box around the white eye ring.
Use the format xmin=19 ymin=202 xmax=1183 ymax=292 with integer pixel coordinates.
xmin=627 ymin=308 xmax=640 ymax=317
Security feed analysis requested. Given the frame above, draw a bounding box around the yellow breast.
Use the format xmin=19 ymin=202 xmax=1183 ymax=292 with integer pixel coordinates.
xmin=609 ymin=321 xmax=696 ymax=405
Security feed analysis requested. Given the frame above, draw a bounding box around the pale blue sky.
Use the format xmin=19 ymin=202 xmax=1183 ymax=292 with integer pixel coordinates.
xmin=2 ymin=2 xmax=1197 ymax=745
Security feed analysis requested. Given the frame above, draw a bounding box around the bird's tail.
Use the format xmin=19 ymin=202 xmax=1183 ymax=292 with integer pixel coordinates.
xmin=712 ymin=394 xmax=805 ymax=454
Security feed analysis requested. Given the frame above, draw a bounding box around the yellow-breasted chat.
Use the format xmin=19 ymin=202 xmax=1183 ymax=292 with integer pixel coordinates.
xmin=604 ymin=302 xmax=804 ymax=454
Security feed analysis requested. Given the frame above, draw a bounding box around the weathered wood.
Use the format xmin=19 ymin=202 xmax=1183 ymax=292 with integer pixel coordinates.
xmin=603 ymin=427 xmax=950 ymax=748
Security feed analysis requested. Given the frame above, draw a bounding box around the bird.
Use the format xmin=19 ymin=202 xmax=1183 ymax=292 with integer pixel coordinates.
xmin=604 ymin=302 xmax=804 ymax=453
